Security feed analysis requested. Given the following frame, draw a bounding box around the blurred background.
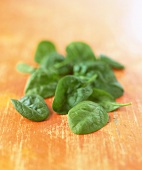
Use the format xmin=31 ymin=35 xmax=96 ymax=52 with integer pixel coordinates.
xmin=0 ymin=0 xmax=142 ymax=62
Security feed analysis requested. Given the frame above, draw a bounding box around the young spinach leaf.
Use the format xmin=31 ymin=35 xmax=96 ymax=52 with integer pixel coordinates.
xmin=52 ymin=75 xmax=93 ymax=114
xmin=41 ymin=52 xmax=73 ymax=76
xmin=34 ymin=41 xmax=56 ymax=64
xmin=101 ymin=102 xmax=131 ymax=112
xmin=68 ymin=101 xmax=109 ymax=135
xmin=16 ymin=63 xmax=36 ymax=74
xmin=11 ymin=95 xmax=50 ymax=122
xmin=88 ymin=88 xmax=115 ymax=103
xmin=74 ymin=61 xmax=124 ymax=98
xmin=40 ymin=52 xmax=64 ymax=68
xmin=66 ymin=42 xmax=96 ymax=64
xmin=25 ymin=68 xmax=60 ymax=98
xmin=88 ymin=88 xmax=131 ymax=112
xmin=99 ymin=54 xmax=125 ymax=69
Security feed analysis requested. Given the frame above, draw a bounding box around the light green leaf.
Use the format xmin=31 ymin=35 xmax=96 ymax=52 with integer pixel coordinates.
xmin=16 ymin=63 xmax=36 ymax=74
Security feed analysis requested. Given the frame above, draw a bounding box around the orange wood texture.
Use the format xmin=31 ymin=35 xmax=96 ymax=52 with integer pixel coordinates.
xmin=1 ymin=0 xmax=142 ymax=170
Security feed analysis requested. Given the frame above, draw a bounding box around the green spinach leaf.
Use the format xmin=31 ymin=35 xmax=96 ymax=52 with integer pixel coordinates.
xmin=101 ymin=102 xmax=131 ymax=112
xmin=88 ymin=88 xmax=131 ymax=112
xmin=68 ymin=101 xmax=109 ymax=134
xmin=25 ymin=68 xmax=60 ymax=98
xmin=34 ymin=41 xmax=56 ymax=64
xmin=52 ymin=75 xmax=93 ymax=114
xmin=41 ymin=52 xmax=73 ymax=76
xmin=99 ymin=54 xmax=125 ymax=69
xmin=16 ymin=63 xmax=36 ymax=74
xmin=40 ymin=52 xmax=64 ymax=68
xmin=66 ymin=42 xmax=96 ymax=64
xmin=11 ymin=95 xmax=50 ymax=122
xmin=74 ymin=61 xmax=124 ymax=98
xmin=88 ymin=88 xmax=115 ymax=103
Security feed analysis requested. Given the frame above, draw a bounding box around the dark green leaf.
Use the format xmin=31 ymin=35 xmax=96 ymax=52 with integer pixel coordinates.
xmin=41 ymin=52 xmax=73 ymax=76
xmin=99 ymin=54 xmax=125 ymax=69
xmin=11 ymin=95 xmax=50 ymax=122
xmin=52 ymin=75 xmax=93 ymax=114
xmin=25 ymin=68 xmax=60 ymax=98
xmin=68 ymin=101 xmax=109 ymax=135
xmin=16 ymin=63 xmax=36 ymax=74
xmin=40 ymin=52 xmax=64 ymax=68
xmin=74 ymin=61 xmax=124 ymax=98
xmin=88 ymin=88 xmax=115 ymax=103
xmin=66 ymin=42 xmax=96 ymax=64
xmin=88 ymin=88 xmax=131 ymax=112
xmin=101 ymin=102 xmax=131 ymax=112
xmin=34 ymin=41 xmax=56 ymax=64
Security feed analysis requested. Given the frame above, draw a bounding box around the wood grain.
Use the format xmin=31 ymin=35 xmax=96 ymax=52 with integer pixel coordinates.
xmin=0 ymin=0 xmax=142 ymax=170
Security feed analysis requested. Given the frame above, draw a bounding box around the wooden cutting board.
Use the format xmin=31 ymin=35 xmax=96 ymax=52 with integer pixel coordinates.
xmin=0 ymin=0 xmax=142 ymax=170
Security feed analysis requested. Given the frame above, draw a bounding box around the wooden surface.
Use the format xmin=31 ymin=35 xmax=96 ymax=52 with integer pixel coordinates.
xmin=1 ymin=0 xmax=142 ymax=170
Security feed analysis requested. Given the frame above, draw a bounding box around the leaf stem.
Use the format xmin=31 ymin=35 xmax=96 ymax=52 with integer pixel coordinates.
xmin=86 ymin=74 xmax=98 ymax=84
xmin=112 ymin=102 xmax=132 ymax=106
xmin=54 ymin=60 xmax=69 ymax=68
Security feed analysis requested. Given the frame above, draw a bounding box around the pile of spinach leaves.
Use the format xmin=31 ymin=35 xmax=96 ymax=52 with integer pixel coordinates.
xmin=11 ymin=40 xmax=131 ymax=135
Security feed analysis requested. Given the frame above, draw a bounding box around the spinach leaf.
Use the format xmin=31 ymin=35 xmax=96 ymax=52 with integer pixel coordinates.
xmin=66 ymin=42 xmax=96 ymax=64
xmin=101 ymin=102 xmax=131 ymax=112
xmin=88 ymin=88 xmax=131 ymax=112
xmin=41 ymin=52 xmax=73 ymax=76
xmin=16 ymin=63 xmax=36 ymax=74
xmin=25 ymin=68 xmax=60 ymax=98
xmin=105 ymin=81 xmax=124 ymax=99
xmin=11 ymin=95 xmax=50 ymax=122
xmin=34 ymin=41 xmax=56 ymax=64
xmin=88 ymin=88 xmax=115 ymax=103
xmin=40 ymin=52 xmax=64 ymax=68
xmin=68 ymin=101 xmax=109 ymax=135
xmin=99 ymin=54 xmax=125 ymax=69
xmin=74 ymin=61 xmax=124 ymax=98
xmin=52 ymin=75 xmax=93 ymax=114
